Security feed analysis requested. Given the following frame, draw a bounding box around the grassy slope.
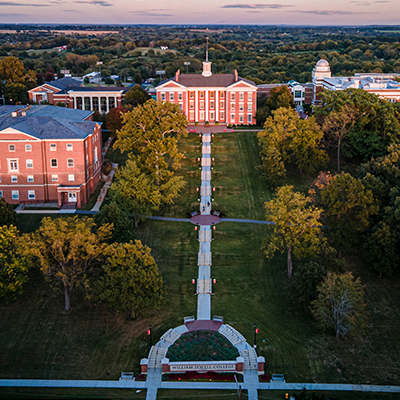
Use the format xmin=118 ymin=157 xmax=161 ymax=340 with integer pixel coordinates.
xmin=2 ymin=130 xmax=400 ymax=390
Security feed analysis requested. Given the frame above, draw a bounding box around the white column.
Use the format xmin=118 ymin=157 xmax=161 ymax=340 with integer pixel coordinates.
xmin=195 ymin=90 xmax=198 ymax=122
xmin=90 ymin=96 xmax=93 ymax=111
xmin=73 ymin=96 xmax=76 ymax=109
xmin=215 ymin=90 xmax=219 ymax=121
xmin=205 ymin=90 xmax=208 ymax=122
xmin=114 ymin=96 xmax=117 ymax=108
xmin=186 ymin=90 xmax=189 ymax=119
xmin=106 ymin=96 xmax=110 ymax=113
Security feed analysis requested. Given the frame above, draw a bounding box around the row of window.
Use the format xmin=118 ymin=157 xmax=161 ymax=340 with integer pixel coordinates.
xmin=9 ymin=143 xmax=74 ymax=152
xmin=0 ymin=174 xmax=75 ymax=183
xmin=188 ymin=100 xmax=253 ymax=111
xmin=0 ymin=190 xmax=36 ymax=200
xmin=188 ymin=111 xmax=252 ymax=123
xmin=162 ymin=91 xmax=253 ymax=102
xmin=6 ymin=158 xmax=75 ymax=171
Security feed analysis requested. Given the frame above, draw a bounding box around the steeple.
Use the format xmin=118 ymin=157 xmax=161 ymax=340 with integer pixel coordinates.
xmin=202 ymin=36 xmax=212 ymax=77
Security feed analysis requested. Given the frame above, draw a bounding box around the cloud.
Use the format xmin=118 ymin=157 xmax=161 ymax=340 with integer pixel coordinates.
xmin=133 ymin=9 xmax=174 ymax=16
xmin=63 ymin=9 xmax=76 ymax=11
xmin=0 ymin=1 xmax=49 ymax=6
xmin=73 ymin=0 xmax=113 ymax=6
xmin=375 ymin=0 xmax=390 ymax=2
xmin=294 ymin=9 xmax=371 ymax=15
xmin=222 ymin=3 xmax=293 ymax=9
xmin=350 ymin=0 xmax=370 ymax=4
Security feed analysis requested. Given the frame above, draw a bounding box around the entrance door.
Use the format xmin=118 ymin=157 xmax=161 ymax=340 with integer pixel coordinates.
xmin=68 ymin=192 xmax=77 ymax=202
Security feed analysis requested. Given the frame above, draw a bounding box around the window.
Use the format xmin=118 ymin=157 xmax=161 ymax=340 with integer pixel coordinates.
xmin=27 ymin=175 xmax=34 ymax=182
xmin=294 ymin=90 xmax=302 ymax=98
xmin=9 ymin=144 xmax=15 ymax=152
xmin=9 ymin=160 xmax=18 ymax=171
xmin=26 ymin=159 xmax=33 ymax=168
xmin=220 ymin=92 xmax=225 ymax=99
xmin=230 ymin=92 xmax=235 ymax=101
xmin=210 ymin=100 xmax=214 ymax=109
xmin=189 ymin=100 xmax=194 ymax=109
xmin=161 ymin=92 xmax=165 ymax=101
xmin=231 ymin=103 xmax=235 ymax=111
xmin=248 ymin=103 xmax=252 ymax=112
xmin=169 ymin=92 xmax=174 ymax=101
xmin=0 ymin=176 xmax=1 ymax=182
xmin=51 ymin=159 xmax=57 ymax=168
xmin=239 ymin=103 xmax=244 ymax=111
xmin=199 ymin=111 xmax=204 ymax=120
xmin=11 ymin=175 xmax=17 ymax=183
xmin=67 ymin=159 xmax=74 ymax=168
xmin=231 ymin=114 xmax=235 ymax=123
xmin=0 ymin=191 xmax=2 ymax=198
xmin=239 ymin=114 xmax=244 ymax=123
xmin=94 ymin=148 xmax=98 ymax=163
xmin=210 ymin=91 xmax=214 ymax=99
xmin=189 ymin=111 xmax=194 ymax=120
xmin=25 ymin=144 xmax=31 ymax=152
xmin=178 ymin=92 xmax=183 ymax=101
xmin=189 ymin=91 xmax=194 ymax=99
xmin=28 ymin=190 xmax=35 ymax=200
xmin=50 ymin=143 xmax=57 ymax=151
xmin=12 ymin=190 xmax=19 ymax=200
xmin=199 ymin=91 xmax=204 ymax=99
xmin=220 ymin=111 xmax=225 ymax=120
xmin=86 ymin=155 xmax=89 ymax=165
xmin=68 ymin=174 xmax=75 ymax=182
xmin=85 ymin=141 xmax=88 ymax=148
xmin=248 ymin=114 xmax=252 ymax=123
xmin=220 ymin=101 xmax=224 ymax=109
xmin=248 ymin=92 xmax=252 ymax=101
xmin=52 ymin=174 xmax=58 ymax=182
xmin=210 ymin=111 xmax=215 ymax=120
xmin=67 ymin=143 xmax=73 ymax=151
xmin=200 ymin=100 xmax=204 ymax=110
xmin=239 ymin=92 xmax=244 ymax=101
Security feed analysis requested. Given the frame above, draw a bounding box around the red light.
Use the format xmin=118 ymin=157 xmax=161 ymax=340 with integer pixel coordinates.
xmin=255 ymin=328 xmax=259 ymax=334
xmin=192 ymin=279 xmax=195 ymax=284
xmin=147 ymin=329 xmax=151 ymax=335
xmin=213 ymin=279 xmax=216 ymax=284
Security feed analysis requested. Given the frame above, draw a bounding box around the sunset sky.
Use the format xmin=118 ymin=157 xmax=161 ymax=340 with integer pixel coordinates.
xmin=0 ymin=0 xmax=399 ymax=25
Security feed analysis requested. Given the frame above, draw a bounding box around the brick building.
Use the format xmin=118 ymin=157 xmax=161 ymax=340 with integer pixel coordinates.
xmin=0 ymin=105 xmax=102 ymax=208
xmin=28 ymin=77 xmax=129 ymax=113
xmin=156 ymin=57 xmax=257 ymax=126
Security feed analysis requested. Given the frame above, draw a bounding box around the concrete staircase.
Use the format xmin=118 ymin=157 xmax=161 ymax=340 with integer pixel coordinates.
xmin=218 ymin=324 xmax=246 ymax=346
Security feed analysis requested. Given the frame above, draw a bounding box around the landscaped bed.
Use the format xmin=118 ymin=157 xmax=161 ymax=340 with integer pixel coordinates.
xmin=166 ymin=330 xmax=239 ymax=362
xmin=162 ymin=371 xmax=243 ymax=382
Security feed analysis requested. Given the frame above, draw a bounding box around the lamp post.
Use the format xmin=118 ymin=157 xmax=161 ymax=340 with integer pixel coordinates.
xmin=184 ymin=61 xmax=191 ymax=74
xmin=253 ymin=323 xmax=258 ymax=349
xmin=96 ymin=61 xmax=103 ymax=87
xmin=193 ymin=275 xmax=197 ymax=294
xmin=147 ymin=324 xmax=152 ymax=347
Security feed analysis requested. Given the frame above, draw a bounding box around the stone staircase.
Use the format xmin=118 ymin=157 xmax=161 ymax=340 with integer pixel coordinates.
xmin=218 ymin=324 xmax=246 ymax=346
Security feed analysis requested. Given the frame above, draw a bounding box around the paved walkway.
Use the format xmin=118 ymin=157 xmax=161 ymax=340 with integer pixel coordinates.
xmin=90 ymin=162 xmax=118 ymax=212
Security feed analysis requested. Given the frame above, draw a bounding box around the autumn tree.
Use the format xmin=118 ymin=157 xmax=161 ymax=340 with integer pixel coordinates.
xmin=105 ymin=106 xmax=128 ymax=137
xmin=266 ymin=85 xmax=295 ymax=111
xmin=96 ymin=240 xmax=163 ymax=318
xmin=311 ymin=272 xmax=367 ymax=338
xmin=0 ymin=198 xmax=17 ymax=227
xmin=23 ymin=217 xmax=112 ymax=311
xmin=0 ymin=225 xmax=29 ymax=301
xmin=263 ymin=185 xmax=325 ymax=278
xmin=122 ymin=84 xmax=151 ymax=108
xmin=258 ymin=107 xmax=327 ymax=186
xmin=320 ymin=173 xmax=378 ymax=256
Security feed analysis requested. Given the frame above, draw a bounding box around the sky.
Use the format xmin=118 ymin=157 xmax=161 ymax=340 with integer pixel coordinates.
xmin=0 ymin=0 xmax=399 ymax=26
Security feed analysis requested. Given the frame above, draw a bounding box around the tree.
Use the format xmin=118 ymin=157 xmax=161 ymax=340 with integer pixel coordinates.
xmin=266 ymin=85 xmax=295 ymax=111
xmin=258 ymin=107 xmax=327 ymax=186
xmin=264 ymin=185 xmax=325 ymax=278
xmin=0 ymin=225 xmax=29 ymax=301
xmin=0 ymin=198 xmax=17 ymax=227
xmin=320 ymin=173 xmax=378 ymax=256
xmin=96 ymin=240 xmax=163 ymax=318
xmin=122 ymin=84 xmax=150 ymax=108
xmin=94 ymin=201 xmax=135 ymax=243
xmin=23 ymin=217 xmax=112 ymax=311
xmin=311 ymin=272 xmax=367 ymax=338
xmin=105 ymin=106 xmax=128 ymax=137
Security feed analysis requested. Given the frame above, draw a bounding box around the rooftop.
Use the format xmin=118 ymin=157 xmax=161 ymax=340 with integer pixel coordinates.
xmin=160 ymin=74 xmax=255 ymax=88
xmin=0 ymin=105 xmax=93 ymax=120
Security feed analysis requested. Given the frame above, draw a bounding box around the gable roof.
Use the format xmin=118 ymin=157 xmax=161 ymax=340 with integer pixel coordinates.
xmin=46 ymin=77 xmax=83 ymax=90
xmin=0 ymin=105 xmax=92 ymax=121
xmin=158 ymin=74 xmax=256 ymax=89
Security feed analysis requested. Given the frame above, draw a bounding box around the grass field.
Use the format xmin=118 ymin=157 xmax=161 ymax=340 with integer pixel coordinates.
xmin=2 ymin=130 xmax=400 ymax=394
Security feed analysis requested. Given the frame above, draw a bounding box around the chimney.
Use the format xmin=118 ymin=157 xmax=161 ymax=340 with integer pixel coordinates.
xmin=234 ymin=70 xmax=238 ymax=82
xmin=175 ymin=70 xmax=180 ymax=82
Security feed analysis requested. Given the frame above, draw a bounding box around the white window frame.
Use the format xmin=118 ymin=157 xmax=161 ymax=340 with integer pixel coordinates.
xmin=248 ymin=103 xmax=252 ymax=112
xmin=239 ymin=103 xmax=244 ymax=111
xmin=67 ymin=158 xmax=74 ymax=168
xmin=50 ymin=143 xmax=57 ymax=151
xmin=239 ymin=92 xmax=244 ymax=101
xmin=248 ymin=114 xmax=252 ymax=123
xmin=26 ymin=159 xmax=33 ymax=168
xmin=28 ymin=190 xmax=35 ymax=200
xmin=25 ymin=144 xmax=32 ymax=152
xmin=199 ymin=111 xmax=204 ymax=120
xmin=247 ymin=92 xmax=252 ymax=101
xmin=239 ymin=114 xmax=244 ymax=123
xmin=9 ymin=144 xmax=15 ymax=152
xmin=68 ymin=174 xmax=75 ymax=182
xmin=27 ymin=175 xmax=34 ymax=182
xmin=0 ymin=190 xmax=2 ymax=197
xmin=50 ymin=159 xmax=58 ymax=168
xmin=52 ymin=174 xmax=58 ymax=182
xmin=178 ymin=92 xmax=183 ymax=101
xmin=231 ymin=114 xmax=235 ymax=123
xmin=161 ymin=92 xmax=165 ymax=101
xmin=67 ymin=143 xmax=73 ymax=151
xmin=169 ymin=92 xmax=174 ymax=101
xmin=12 ymin=190 xmax=19 ymax=200
xmin=9 ymin=159 xmax=18 ymax=172
xmin=230 ymin=92 xmax=235 ymax=101
xmin=11 ymin=175 xmax=18 ymax=183
xmin=231 ymin=103 xmax=235 ymax=111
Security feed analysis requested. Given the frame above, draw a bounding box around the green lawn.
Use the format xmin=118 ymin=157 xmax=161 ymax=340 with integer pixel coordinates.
xmin=2 ymin=130 xmax=400 ymax=392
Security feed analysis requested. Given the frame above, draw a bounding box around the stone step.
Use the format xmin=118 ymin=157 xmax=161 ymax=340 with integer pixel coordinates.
xmin=200 ymin=185 xmax=211 ymax=196
xmin=202 ymin=145 xmax=211 ymax=154
xmin=199 ymin=229 xmax=211 ymax=242
xmin=198 ymin=252 xmax=211 ymax=266
xmin=201 ymin=170 xmax=211 ymax=180
xmin=197 ymin=278 xmax=211 ymax=294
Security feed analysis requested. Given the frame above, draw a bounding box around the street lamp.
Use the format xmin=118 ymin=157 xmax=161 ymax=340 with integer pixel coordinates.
xmin=184 ymin=61 xmax=191 ymax=74
xmin=147 ymin=324 xmax=152 ymax=347
xmin=96 ymin=61 xmax=103 ymax=87
xmin=254 ymin=323 xmax=259 ymax=349
xmin=193 ymin=275 xmax=197 ymax=294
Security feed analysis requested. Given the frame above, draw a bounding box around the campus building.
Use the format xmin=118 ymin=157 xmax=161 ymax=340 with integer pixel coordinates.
xmin=312 ymin=59 xmax=400 ymax=105
xmin=28 ymin=77 xmax=129 ymax=113
xmin=257 ymin=81 xmax=313 ymax=106
xmin=0 ymin=105 xmax=102 ymax=208
xmin=156 ymin=57 xmax=258 ymax=126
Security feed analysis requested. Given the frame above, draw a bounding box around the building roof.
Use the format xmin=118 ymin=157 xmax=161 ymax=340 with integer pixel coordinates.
xmin=0 ymin=105 xmax=93 ymax=121
xmin=159 ymin=74 xmax=256 ymax=88
xmin=316 ymin=59 xmax=329 ymax=66
xmin=324 ymin=76 xmax=400 ymax=91
xmin=56 ymin=86 xmax=130 ymax=94
xmin=0 ymin=116 xmax=96 ymax=140
xmin=0 ymin=105 xmax=96 ymax=140
xmin=46 ymin=77 xmax=83 ymax=90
